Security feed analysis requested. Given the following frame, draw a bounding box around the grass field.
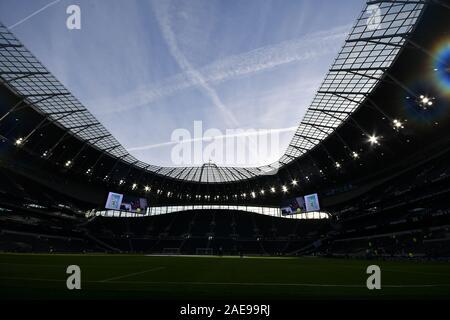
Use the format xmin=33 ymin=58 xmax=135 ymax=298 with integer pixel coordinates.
xmin=1 ymin=253 xmax=450 ymax=300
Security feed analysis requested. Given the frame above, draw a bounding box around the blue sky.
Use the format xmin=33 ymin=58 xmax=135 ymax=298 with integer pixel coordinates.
xmin=0 ymin=0 xmax=363 ymax=167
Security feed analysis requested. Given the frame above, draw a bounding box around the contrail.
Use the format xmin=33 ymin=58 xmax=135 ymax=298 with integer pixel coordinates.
xmin=150 ymin=0 xmax=266 ymax=162
xmin=127 ymin=126 xmax=298 ymax=152
xmin=8 ymin=0 xmax=61 ymax=29
xmin=92 ymin=24 xmax=349 ymax=115
xmin=152 ymin=0 xmax=239 ymax=128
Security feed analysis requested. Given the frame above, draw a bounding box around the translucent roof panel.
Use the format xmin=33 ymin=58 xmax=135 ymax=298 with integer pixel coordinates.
xmin=280 ymin=0 xmax=425 ymax=165
xmin=0 ymin=1 xmax=426 ymax=182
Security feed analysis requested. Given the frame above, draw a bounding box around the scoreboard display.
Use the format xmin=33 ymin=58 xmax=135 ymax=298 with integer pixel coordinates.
xmin=281 ymin=193 xmax=320 ymax=215
xmin=105 ymin=192 xmax=148 ymax=214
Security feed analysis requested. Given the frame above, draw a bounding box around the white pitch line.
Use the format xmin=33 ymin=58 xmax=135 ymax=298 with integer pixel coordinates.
xmin=0 ymin=276 xmax=63 ymax=282
xmin=330 ymin=264 xmax=450 ymax=277
xmin=93 ymin=280 xmax=450 ymax=288
xmin=382 ymin=269 xmax=450 ymax=277
xmin=98 ymin=267 xmax=166 ymax=283
xmin=101 ymin=281 xmax=365 ymax=287
xmin=1 ymin=276 xmax=450 ymax=288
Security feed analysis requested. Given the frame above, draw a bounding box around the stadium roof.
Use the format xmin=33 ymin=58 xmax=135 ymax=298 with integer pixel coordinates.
xmin=0 ymin=0 xmax=426 ymax=183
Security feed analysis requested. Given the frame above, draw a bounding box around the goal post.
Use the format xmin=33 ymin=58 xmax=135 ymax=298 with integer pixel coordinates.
xmin=195 ymin=248 xmax=214 ymax=255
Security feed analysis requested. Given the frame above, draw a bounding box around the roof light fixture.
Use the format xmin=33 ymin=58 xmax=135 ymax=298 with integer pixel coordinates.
xmin=393 ymin=119 xmax=404 ymax=129
xmin=417 ymin=94 xmax=435 ymax=109
xmin=368 ymin=135 xmax=379 ymax=145
xmin=15 ymin=137 xmax=24 ymax=146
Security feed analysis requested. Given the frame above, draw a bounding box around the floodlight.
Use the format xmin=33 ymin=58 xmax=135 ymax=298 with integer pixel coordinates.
xmin=15 ymin=137 xmax=23 ymax=146
xmin=368 ymin=135 xmax=379 ymax=145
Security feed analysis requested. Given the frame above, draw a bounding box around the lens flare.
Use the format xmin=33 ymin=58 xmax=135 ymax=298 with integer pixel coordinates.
xmin=433 ymin=43 xmax=450 ymax=94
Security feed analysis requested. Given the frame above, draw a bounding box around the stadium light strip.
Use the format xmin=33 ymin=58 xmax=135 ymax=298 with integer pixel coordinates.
xmin=91 ymin=205 xmax=329 ymax=220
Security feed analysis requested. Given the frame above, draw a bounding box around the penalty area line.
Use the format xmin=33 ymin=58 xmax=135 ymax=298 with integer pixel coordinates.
xmin=98 ymin=267 xmax=166 ymax=283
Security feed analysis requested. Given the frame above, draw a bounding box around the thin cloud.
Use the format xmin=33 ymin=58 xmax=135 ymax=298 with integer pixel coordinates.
xmin=92 ymin=23 xmax=349 ymax=116
xmin=151 ymin=0 xmax=239 ymax=128
xmin=150 ymin=0 xmax=266 ymax=163
xmin=127 ymin=126 xmax=298 ymax=152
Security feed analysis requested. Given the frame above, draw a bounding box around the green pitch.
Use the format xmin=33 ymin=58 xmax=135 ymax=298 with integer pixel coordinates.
xmin=1 ymin=253 xmax=450 ymax=300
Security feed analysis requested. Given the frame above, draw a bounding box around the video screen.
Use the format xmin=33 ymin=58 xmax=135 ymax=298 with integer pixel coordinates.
xmin=281 ymin=197 xmax=306 ymax=215
xmin=105 ymin=192 xmax=123 ymax=210
xmin=281 ymin=193 xmax=320 ymax=214
xmin=304 ymin=193 xmax=320 ymax=212
xmin=120 ymin=195 xmax=148 ymax=214
xmin=104 ymin=192 xmax=147 ymax=214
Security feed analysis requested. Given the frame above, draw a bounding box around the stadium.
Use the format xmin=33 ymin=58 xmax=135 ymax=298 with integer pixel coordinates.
xmin=0 ymin=0 xmax=450 ymax=304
